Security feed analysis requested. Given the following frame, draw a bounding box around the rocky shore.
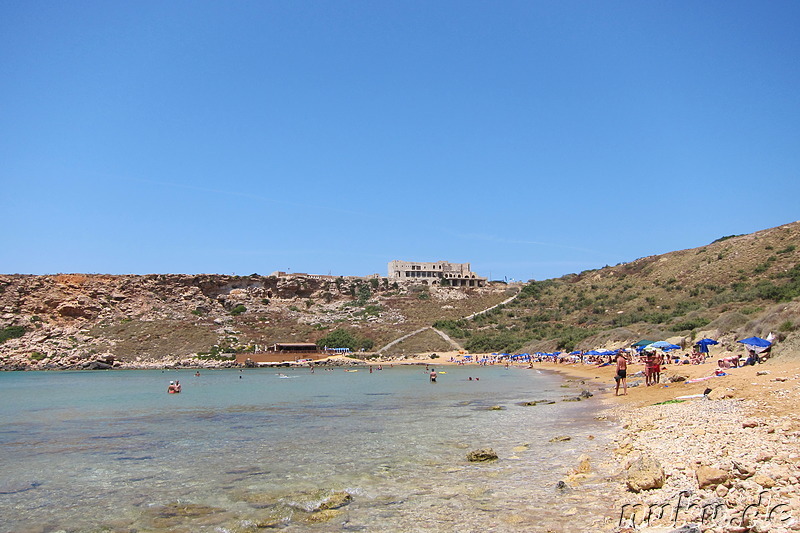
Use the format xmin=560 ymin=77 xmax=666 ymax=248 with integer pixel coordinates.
xmin=538 ymin=357 xmax=800 ymax=533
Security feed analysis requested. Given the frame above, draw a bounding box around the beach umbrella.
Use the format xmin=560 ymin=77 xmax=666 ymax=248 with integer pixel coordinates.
xmin=695 ymin=338 xmax=718 ymax=354
xmin=737 ymin=337 xmax=771 ymax=352
xmin=632 ymin=340 xmax=656 ymax=348
xmin=646 ymin=341 xmax=681 ymax=351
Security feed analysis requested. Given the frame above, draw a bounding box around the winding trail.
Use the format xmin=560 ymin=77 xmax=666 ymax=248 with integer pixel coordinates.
xmin=376 ymin=327 xmax=430 ymax=355
xmin=375 ymin=286 xmax=523 ymax=354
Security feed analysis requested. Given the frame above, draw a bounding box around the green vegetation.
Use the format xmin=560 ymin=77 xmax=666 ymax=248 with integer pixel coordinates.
xmin=433 ymin=319 xmax=471 ymax=339
xmin=357 ymin=304 xmax=383 ymax=317
xmin=670 ymin=317 xmax=710 ymax=332
xmin=0 ymin=325 xmax=26 ymax=344
xmin=711 ymin=234 xmax=741 ymax=244
xmin=316 ymin=328 xmax=374 ymax=351
xmin=29 ymin=351 xmax=46 ymax=361
xmin=230 ymin=304 xmax=247 ymax=316
xmin=197 ymin=344 xmax=237 ymax=360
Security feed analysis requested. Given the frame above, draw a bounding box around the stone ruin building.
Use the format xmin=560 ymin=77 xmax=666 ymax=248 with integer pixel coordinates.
xmin=388 ymin=260 xmax=487 ymax=287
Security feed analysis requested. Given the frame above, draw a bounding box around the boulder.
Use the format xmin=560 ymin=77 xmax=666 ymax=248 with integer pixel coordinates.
xmin=695 ymin=465 xmax=731 ymax=489
xmin=752 ymin=473 xmax=775 ymax=488
xmin=707 ymin=388 xmax=734 ymax=400
xmin=626 ymin=456 xmax=665 ymax=492
xmin=467 ymin=448 xmax=498 ymax=462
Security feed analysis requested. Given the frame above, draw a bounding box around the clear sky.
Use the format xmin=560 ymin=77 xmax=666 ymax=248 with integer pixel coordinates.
xmin=2 ymin=1 xmax=799 ymax=282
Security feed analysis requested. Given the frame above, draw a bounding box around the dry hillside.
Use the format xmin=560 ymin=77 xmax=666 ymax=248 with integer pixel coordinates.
xmin=435 ymin=221 xmax=800 ymax=356
xmin=2 ymin=221 xmax=799 ymax=369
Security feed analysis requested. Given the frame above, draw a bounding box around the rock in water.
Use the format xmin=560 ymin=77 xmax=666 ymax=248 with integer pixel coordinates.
xmin=467 ymin=448 xmax=498 ymax=462
xmin=626 ymin=456 xmax=665 ymax=492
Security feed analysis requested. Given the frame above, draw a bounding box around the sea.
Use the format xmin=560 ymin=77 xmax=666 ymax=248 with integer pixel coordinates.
xmin=0 ymin=365 xmax=619 ymax=532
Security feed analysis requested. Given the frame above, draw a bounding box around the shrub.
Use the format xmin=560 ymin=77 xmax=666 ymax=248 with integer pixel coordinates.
xmin=230 ymin=304 xmax=247 ymax=316
xmin=29 ymin=351 xmax=46 ymax=361
xmin=671 ymin=317 xmax=710 ymax=332
xmin=316 ymin=328 xmax=373 ymax=351
xmin=433 ymin=319 xmax=469 ymax=338
xmin=0 ymin=325 xmax=26 ymax=344
xmin=465 ymin=332 xmax=525 ymax=354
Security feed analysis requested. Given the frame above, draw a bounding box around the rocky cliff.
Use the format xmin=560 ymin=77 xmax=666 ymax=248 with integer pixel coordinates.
xmin=0 ymin=273 xmax=510 ymax=369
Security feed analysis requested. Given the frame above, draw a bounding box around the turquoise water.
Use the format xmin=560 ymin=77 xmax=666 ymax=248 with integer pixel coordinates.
xmin=0 ymin=366 xmax=616 ymax=532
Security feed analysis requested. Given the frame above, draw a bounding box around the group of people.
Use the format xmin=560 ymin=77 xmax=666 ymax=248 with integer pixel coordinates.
xmin=613 ymin=349 xmax=662 ymax=395
xmin=167 ymin=380 xmax=181 ymax=394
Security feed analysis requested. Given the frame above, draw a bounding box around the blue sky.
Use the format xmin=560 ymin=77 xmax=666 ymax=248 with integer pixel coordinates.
xmin=2 ymin=1 xmax=799 ymax=282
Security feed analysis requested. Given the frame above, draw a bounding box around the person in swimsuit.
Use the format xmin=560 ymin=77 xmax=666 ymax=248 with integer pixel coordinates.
xmin=615 ymin=352 xmax=628 ymax=396
xmin=429 ymin=369 xmax=437 ymax=383
xmin=652 ymin=352 xmax=662 ymax=384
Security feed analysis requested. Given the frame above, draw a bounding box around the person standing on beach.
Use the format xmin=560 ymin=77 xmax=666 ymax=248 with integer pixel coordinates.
xmin=652 ymin=351 xmax=663 ymax=384
xmin=615 ymin=352 xmax=628 ymax=396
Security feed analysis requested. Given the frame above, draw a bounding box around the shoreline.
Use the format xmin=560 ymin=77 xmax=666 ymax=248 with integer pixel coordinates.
xmin=534 ymin=357 xmax=800 ymax=532
xmin=5 ymin=350 xmax=799 ymax=530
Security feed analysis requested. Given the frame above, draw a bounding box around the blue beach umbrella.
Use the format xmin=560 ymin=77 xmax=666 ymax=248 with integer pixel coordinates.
xmin=646 ymin=341 xmax=681 ymax=351
xmin=695 ymin=338 xmax=718 ymax=354
xmin=737 ymin=337 xmax=771 ymax=349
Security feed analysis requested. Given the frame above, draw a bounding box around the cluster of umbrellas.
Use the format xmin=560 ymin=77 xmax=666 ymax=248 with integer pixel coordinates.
xmin=474 ymin=335 xmax=772 ymax=361
xmin=632 ymin=340 xmax=682 ymax=352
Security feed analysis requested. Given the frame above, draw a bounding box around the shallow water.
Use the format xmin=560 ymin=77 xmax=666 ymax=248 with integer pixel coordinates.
xmin=0 ymin=366 xmax=617 ymax=532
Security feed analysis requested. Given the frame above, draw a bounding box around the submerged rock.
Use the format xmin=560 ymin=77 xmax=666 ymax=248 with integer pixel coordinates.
xmin=304 ymin=509 xmax=343 ymax=523
xmin=317 ymin=491 xmax=352 ymax=511
xmin=467 ymin=448 xmax=498 ymax=462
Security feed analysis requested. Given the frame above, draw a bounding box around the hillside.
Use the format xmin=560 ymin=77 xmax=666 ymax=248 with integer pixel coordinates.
xmin=435 ymin=221 xmax=800 ymax=356
xmin=2 ymin=221 xmax=800 ymax=370
xmin=0 ymin=273 xmax=512 ymax=369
